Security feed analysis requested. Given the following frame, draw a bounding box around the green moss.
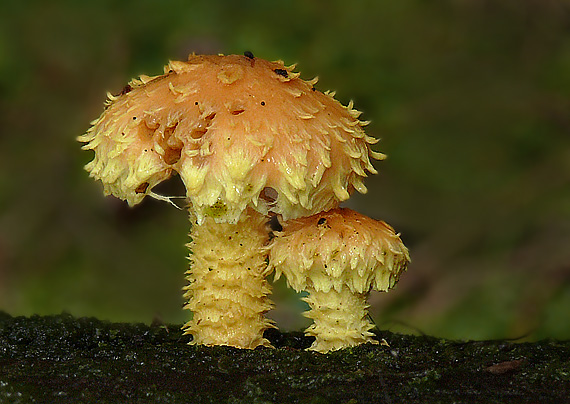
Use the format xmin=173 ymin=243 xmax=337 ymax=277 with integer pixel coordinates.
xmin=0 ymin=313 xmax=569 ymax=403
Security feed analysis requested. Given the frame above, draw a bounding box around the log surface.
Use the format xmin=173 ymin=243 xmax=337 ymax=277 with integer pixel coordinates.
xmin=0 ymin=313 xmax=568 ymax=403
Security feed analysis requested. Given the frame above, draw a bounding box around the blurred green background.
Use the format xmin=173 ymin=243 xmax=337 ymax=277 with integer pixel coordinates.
xmin=1 ymin=0 xmax=569 ymax=341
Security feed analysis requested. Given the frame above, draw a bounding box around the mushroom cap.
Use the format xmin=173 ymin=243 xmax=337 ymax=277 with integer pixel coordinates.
xmin=79 ymin=54 xmax=383 ymax=224
xmin=269 ymin=208 xmax=410 ymax=294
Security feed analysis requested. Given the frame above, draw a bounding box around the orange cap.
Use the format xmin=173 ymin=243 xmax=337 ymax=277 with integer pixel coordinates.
xmin=270 ymin=208 xmax=410 ymax=294
xmin=79 ymin=55 xmax=384 ymax=224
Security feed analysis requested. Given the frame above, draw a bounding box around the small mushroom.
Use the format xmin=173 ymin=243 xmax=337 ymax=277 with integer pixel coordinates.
xmin=78 ymin=54 xmax=382 ymax=349
xmin=269 ymin=208 xmax=410 ymax=353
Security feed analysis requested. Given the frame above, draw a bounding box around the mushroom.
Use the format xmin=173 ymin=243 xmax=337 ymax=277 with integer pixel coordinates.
xmin=78 ymin=54 xmax=382 ymax=349
xmin=269 ymin=208 xmax=410 ymax=353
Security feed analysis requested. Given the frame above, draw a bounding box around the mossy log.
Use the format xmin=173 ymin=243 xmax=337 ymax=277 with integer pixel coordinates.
xmin=0 ymin=312 xmax=568 ymax=403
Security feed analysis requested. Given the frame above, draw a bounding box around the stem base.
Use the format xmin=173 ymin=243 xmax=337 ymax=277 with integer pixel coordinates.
xmin=303 ymin=287 xmax=377 ymax=352
xmin=182 ymin=212 xmax=274 ymax=349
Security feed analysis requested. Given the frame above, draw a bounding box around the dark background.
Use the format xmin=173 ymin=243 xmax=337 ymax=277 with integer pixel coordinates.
xmin=1 ymin=0 xmax=569 ymax=341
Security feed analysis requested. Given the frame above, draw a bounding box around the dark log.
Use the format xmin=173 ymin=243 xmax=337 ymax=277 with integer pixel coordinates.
xmin=0 ymin=312 xmax=568 ymax=403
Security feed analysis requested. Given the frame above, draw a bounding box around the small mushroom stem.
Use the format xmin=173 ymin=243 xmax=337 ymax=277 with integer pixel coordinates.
xmin=182 ymin=210 xmax=274 ymax=348
xmin=302 ymin=287 xmax=377 ymax=353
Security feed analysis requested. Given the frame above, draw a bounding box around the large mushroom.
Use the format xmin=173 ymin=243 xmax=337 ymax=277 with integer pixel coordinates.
xmin=269 ymin=208 xmax=410 ymax=353
xmin=78 ymin=53 xmax=382 ymax=349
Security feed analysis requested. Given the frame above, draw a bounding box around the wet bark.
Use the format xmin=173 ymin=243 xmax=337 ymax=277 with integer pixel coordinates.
xmin=0 ymin=312 xmax=568 ymax=403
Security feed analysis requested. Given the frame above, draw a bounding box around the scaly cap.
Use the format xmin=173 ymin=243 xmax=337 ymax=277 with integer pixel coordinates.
xmin=270 ymin=208 xmax=410 ymax=294
xmin=79 ymin=54 xmax=384 ymax=224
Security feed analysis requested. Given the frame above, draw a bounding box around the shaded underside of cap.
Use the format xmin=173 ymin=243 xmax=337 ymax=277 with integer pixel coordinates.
xmin=79 ymin=54 xmax=384 ymax=224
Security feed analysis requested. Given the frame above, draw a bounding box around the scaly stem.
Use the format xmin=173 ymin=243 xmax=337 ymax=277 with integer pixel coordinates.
xmin=303 ymin=287 xmax=377 ymax=352
xmin=182 ymin=210 xmax=274 ymax=348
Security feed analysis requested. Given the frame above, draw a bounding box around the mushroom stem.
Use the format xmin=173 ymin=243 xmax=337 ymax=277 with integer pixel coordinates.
xmin=303 ymin=287 xmax=377 ymax=353
xmin=182 ymin=210 xmax=274 ymax=348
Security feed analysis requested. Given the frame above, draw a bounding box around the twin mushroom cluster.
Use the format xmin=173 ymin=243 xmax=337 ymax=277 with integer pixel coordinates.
xmin=79 ymin=53 xmax=410 ymax=353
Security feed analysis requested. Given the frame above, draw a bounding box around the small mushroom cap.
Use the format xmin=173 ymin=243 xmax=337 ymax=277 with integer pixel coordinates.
xmin=269 ymin=208 xmax=410 ymax=294
xmin=79 ymin=54 xmax=383 ymax=224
